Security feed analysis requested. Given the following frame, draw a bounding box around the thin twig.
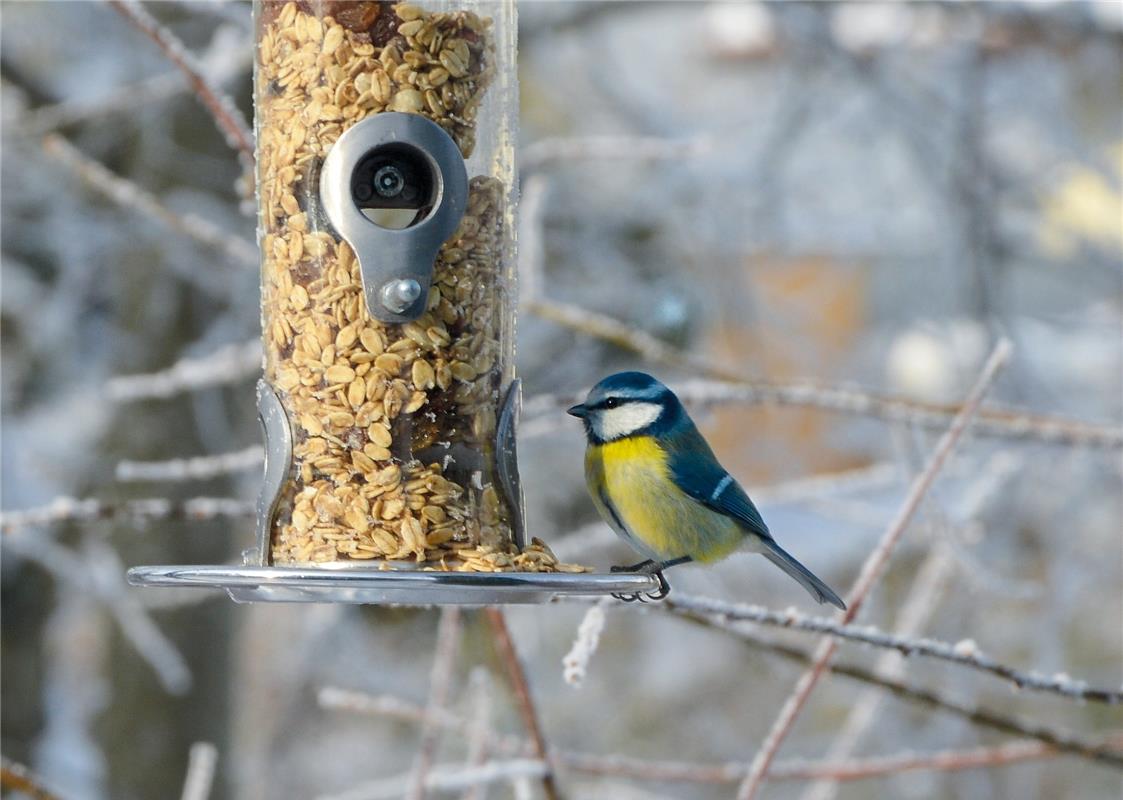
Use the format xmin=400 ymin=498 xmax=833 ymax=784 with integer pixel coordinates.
xmin=116 ymin=446 xmax=263 ymax=482
xmin=735 ymin=339 xmax=1013 ymax=800
xmin=483 ymin=609 xmax=562 ymax=800
xmin=180 ymin=742 xmax=219 ymax=800
xmin=41 ymin=133 xmax=257 ymax=269
xmin=107 ymin=0 xmax=254 ymax=163
xmin=0 ymin=496 xmax=253 ymax=533
xmin=317 ymin=689 xmax=1123 ymax=783
xmin=657 ymin=594 xmax=1123 ymax=704
xmin=0 ymin=757 xmax=62 ymax=800
xmin=107 ymin=340 xmax=261 ymax=402
xmin=410 ymin=609 xmax=463 ymax=800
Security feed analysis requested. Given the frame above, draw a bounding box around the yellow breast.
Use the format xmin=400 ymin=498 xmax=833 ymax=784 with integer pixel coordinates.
xmin=586 ymin=436 xmax=742 ymax=562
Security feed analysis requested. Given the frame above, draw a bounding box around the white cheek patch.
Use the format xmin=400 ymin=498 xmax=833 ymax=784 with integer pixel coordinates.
xmin=594 ymin=402 xmax=663 ymax=440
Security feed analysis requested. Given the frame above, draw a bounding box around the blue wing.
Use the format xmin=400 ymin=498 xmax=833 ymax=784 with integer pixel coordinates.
xmin=663 ymin=422 xmax=772 ymax=541
xmin=663 ymin=419 xmax=847 ymax=609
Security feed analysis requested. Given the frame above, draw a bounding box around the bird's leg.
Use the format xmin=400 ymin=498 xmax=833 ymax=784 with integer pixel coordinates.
xmin=610 ymin=559 xmax=656 ymax=573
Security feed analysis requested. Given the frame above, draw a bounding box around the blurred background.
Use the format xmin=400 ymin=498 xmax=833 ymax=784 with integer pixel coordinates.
xmin=2 ymin=2 xmax=1121 ymax=799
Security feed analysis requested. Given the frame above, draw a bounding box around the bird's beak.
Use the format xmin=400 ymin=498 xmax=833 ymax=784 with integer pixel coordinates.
xmin=567 ymin=404 xmax=588 ymax=418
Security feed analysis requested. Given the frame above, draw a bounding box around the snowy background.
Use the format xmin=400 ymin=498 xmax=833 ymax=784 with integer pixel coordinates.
xmin=2 ymin=2 xmax=1122 ymax=799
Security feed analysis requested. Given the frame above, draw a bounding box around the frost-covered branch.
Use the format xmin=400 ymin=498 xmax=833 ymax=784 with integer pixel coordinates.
xmin=523 ymin=378 xmax=1122 ymax=449
xmin=41 ymin=134 xmax=257 ymax=269
xmin=735 ymin=339 xmax=1013 ymax=800
xmin=319 ymin=761 xmax=549 ymax=800
xmin=107 ymin=0 xmax=254 ymax=162
xmin=108 ymin=340 xmax=261 ymax=402
xmin=180 ymin=742 xmax=219 ymax=800
xmin=317 ymin=688 xmax=1123 ymax=784
xmin=0 ymin=496 xmax=253 ymax=533
xmin=116 ymin=446 xmax=263 ymax=482
xmin=660 ymin=594 xmax=1122 ymax=704
xmin=562 ymin=603 xmax=607 ymax=688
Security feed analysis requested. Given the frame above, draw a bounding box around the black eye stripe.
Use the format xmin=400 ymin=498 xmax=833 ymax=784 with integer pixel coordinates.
xmin=592 ymin=395 xmax=667 ymax=410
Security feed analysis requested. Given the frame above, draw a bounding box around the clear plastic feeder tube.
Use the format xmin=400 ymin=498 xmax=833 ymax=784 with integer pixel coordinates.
xmin=254 ymin=0 xmax=537 ymax=571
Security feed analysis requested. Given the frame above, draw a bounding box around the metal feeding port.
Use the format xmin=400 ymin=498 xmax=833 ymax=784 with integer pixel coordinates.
xmin=127 ymin=1 xmax=658 ymax=606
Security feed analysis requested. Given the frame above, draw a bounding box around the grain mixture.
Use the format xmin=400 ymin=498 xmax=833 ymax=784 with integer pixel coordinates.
xmin=256 ymin=1 xmax=583 ymax=573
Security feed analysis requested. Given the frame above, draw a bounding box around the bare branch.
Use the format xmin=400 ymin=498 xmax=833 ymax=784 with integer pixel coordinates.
xmin=116 ymin=446 xmax=263 ymax=482
xmin=107 ymin=0 xmax=254 ymax=163
xmin=180 ymin=742 xmax=219 ymax=800
xmin=658 ymin=594 xmax=1123 ymax=704
xmin=108 ymin=340 xmax=261 ymax=402
xmin=735 ymin=339 xmax=1013 ymax=800
xmin=409 ymin=608 xmax=463 ymax=800
xmin=41 ymin=133 xmax=257 ymax=269
xmin=1 ymin=495 xmax=253 ymax=533
xmin=483 ymin=609 xmax=561 ymax=800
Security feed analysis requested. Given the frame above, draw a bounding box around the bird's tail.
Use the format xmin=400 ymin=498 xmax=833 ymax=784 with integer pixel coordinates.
xmin=761 ymin=540 xmax=846 ymax=610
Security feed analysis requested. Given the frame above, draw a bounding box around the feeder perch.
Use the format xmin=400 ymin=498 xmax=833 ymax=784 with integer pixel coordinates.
xmin=127 ymin=0 xmax=658 ymax=605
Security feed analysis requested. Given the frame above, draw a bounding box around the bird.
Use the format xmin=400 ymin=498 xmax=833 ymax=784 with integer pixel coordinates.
xmin=568 ymin=371 xmax=846 ymax=607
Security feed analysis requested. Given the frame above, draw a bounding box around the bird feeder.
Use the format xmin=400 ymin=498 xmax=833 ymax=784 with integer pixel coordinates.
xmin=128 ymin=0 xmax=657 ymax=604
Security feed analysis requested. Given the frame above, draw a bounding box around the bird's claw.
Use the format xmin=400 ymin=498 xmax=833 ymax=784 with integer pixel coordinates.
xmin=611 ymin=569 xmax=670 ymax=603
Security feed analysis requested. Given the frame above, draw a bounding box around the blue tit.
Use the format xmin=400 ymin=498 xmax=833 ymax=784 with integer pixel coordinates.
xmin=568 ymin=371 xmax=845 ymax=608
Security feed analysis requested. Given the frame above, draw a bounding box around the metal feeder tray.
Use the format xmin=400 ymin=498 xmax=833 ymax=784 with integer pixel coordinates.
xmin=126 ymin=563 xmax=659 ymax=606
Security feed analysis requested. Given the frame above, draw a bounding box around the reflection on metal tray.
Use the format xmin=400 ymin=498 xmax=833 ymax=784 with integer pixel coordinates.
xmin=126 ymin=564 xmax=660 ymax=606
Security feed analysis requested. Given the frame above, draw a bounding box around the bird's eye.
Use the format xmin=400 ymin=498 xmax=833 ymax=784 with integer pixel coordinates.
xmin=603 ymin=398 xmax=620 ymax=409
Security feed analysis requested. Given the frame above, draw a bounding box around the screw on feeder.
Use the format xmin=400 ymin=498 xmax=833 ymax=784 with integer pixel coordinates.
xmin=380 ymin=278 xmax=423 ymax=314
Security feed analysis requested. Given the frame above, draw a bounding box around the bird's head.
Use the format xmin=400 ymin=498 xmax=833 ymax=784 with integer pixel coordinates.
xmin=567 ymin=371 xmax=681 ymax=443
